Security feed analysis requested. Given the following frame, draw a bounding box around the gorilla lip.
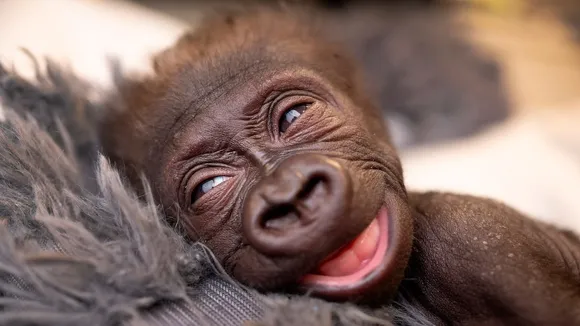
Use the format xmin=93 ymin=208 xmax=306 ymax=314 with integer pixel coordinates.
xmin=300 ymin=206 xmax=388 ymax=287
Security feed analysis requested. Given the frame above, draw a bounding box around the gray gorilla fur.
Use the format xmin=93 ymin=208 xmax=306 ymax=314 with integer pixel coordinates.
xmin=0 ymin=64 xmax=435 ymax=325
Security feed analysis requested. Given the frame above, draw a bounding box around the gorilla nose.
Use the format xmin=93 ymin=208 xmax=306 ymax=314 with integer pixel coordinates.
xmin=242 ymin=154 xmax=352 ymax=256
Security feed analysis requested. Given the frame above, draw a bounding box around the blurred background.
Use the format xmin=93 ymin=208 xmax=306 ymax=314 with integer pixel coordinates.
xmin=0 ymin=0 xmax=579 ymax=231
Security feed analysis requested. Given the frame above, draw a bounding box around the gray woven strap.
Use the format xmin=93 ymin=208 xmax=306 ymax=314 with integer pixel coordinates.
xmin=143 ymin=277 xmax=264 ymax=326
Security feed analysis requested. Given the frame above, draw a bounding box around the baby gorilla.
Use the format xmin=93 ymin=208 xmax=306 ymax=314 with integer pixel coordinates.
xmin=99 ymin=8 xmax=580 ymax=325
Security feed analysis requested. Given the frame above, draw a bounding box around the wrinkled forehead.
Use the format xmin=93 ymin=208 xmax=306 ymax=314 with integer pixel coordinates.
xmin=144 ymin=46 xmax=316 ymax=159
xmin=153 ymin=42 xmax=345 ymax=130
xmin=168 ymin=52 xmax=287 ymax=112
xmin=143 ymin=22 xmax=367 ymax=169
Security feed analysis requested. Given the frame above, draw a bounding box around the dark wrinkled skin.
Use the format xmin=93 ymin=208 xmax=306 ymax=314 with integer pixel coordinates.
xmin=99 ymin=7 xmax=580 ymax=325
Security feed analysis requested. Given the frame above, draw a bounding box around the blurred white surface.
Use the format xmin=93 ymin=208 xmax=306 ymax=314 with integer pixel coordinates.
xmin=401 ymin=105 xmax=580 ymax=232
xmin=0 ymin=0 xmax=579 ymax=232
xmin=0 ymin=0 xmax=189 ymax=88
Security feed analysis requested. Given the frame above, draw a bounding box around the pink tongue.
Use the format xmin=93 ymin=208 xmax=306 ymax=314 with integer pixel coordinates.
xmin=318 ymin=218 xmax=380 ymax=277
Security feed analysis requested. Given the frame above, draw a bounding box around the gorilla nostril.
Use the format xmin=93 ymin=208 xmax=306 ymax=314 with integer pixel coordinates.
xmin=260 ymin=174 xmax=328 ymax=230
xmin=297 ymin=175 xmax=327 ymax=201
xmin=262 ymin=203 xmax=300 ymax=230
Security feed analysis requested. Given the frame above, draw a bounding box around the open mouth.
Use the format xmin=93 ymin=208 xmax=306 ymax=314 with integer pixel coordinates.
xmin=300 ymin=206 xmax=389 ymax=287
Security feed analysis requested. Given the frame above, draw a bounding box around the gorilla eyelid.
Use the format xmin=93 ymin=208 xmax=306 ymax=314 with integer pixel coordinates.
xmin=279 ymin=102 xmax=311 ymax=134
xmin=191 ymin=175 xmax=232 ymax=204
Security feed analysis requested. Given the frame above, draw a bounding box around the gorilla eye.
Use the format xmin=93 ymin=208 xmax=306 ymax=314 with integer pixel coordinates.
xmin=279 ymin=103 xmax=310 ymax=133
xmin=192 ymin=175 xmax=231 ymax=204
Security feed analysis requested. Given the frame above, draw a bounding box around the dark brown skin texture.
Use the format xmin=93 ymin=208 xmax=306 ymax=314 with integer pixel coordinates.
xmin=99 ymin=8 xmax=580 ymax=325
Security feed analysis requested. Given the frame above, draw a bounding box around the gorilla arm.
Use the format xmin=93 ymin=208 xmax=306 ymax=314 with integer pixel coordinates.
xmin=402 ymin=192 xmax=580 ymax=325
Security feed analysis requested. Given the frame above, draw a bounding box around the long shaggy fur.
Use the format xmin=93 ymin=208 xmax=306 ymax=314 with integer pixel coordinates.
xmin=0 ymin=62 xmax=211 ymax=325
xmin=0 ymin=62 xmax=437 ymax=325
